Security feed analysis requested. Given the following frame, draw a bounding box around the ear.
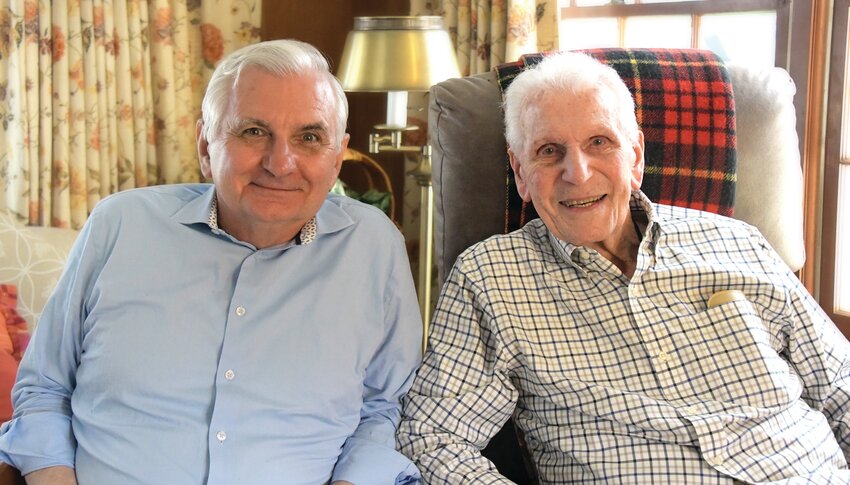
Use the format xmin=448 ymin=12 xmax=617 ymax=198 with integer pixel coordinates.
xmin=325 ymin=134 xmax=349 ymax=192
xmin=508 ymin=147 xmax=532 ymax=203
xmin=197 ymin=120 xmax=213 ymax=180
xmin=630 ymin=130 xmax=645 ymax=190
xmin=334 ymin=134 xmax=350 ymax=176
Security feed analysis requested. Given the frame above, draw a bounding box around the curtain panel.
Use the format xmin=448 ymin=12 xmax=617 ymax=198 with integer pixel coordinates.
xmin=0 ymin=0 xmax=261 ymax=229
xmin=411 ymin=0 xmax=559 ymax=76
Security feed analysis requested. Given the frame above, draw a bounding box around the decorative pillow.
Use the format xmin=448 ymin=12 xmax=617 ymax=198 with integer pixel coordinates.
xmin=0 ymin=209 xmax=78 ymax=330
xmin=0 ymin=284 xmax=28 ymax=422
xmin=0 ymin=285 xmax=29 ymax=361
xmin=0 ymin=348 xmax=16 ymax=421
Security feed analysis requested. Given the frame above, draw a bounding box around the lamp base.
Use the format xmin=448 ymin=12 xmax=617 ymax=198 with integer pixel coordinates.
xmin=367 ymin=126 xmax=434 ymax=348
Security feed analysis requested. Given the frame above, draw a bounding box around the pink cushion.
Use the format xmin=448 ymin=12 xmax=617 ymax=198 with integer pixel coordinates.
xmin=0 ymin=285 xmax=31 ymax=422
xmin=0 ymin=285 xmax=30 ymax=361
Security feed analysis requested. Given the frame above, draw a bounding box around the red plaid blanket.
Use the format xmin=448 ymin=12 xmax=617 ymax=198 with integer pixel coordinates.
xmin=495 ymin=48 xmax=737 ymax=232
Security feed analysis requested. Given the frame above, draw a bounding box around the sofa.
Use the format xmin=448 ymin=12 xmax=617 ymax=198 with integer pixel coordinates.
xmin=0 ymin=209 xmax=79 ymax=418
xmin=0 ymin=209 xmax=78 ymax=483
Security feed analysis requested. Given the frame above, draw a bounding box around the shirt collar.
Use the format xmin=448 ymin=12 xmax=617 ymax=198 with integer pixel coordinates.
xmin=172 ymin=185 xmax=349 ymax=247
xmin=206 ymin=196 xmax=318 ymax=245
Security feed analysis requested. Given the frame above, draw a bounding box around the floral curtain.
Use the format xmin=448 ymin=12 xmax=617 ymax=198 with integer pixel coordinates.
xmin=411 ymin=0 xmax=560 ymax=76
xmin=0 ymin=0 xmax=261 ymax=229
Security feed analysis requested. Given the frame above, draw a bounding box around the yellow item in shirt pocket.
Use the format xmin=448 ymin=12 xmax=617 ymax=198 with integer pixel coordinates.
xmin=707 ymin=290 xmax=747 ymax=309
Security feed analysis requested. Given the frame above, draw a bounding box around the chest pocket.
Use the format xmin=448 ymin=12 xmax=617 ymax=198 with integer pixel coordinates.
xmin=671 ymin=299 xmax=799 ymax=409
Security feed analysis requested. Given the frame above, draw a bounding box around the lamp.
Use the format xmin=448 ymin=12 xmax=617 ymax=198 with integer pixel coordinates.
xmin=337 ymin=16 xmax=460 ymax=334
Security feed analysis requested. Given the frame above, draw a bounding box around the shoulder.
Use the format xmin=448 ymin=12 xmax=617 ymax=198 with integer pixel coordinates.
xmin=652 ymin=202 xmax=771 ymax=253
xmin=454 ymin=219 xmax=553 ymax=277
xmin=324 ymin=193 xmax=400 ymax=233
xmin=654 ymin=203 xmax=759 ymax=235
xmin=318 ymin=194 xmax=404 ymax=250
xmin=93 ymin=184 xmax=209 ymax=218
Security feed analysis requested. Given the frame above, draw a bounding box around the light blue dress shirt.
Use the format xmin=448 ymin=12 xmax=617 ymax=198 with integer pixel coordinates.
xmin=0 ymin=184 xmax=423 ymax=484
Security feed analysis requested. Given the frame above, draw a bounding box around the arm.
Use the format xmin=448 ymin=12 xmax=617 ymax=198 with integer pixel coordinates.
xmin=755 ymin=232 xmax=850 ymax=461
xmin=24 ymin=466 xmax=76 ymax=485
xmin=0 ymin=215 xmax=101 ymax=475
xmin=397 ymin=258 xmax=518 ymax=484
xmin=330 ymin=231 xmax=423 ymax=485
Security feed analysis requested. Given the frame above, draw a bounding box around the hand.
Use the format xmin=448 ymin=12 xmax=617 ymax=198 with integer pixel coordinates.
xmin=24 ymin=466 xmax=77 ymax=485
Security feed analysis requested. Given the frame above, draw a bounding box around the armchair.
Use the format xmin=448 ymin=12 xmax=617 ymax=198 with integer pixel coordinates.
xmin=428 ymin=48 xmax=804 ymax=482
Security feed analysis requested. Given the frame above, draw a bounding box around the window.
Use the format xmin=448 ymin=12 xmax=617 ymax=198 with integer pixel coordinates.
xmin=558 ymin=0 xmax=786 ymax=67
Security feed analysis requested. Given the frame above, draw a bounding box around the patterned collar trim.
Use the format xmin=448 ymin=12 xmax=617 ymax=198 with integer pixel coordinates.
xmin=207 ymin=196 xmax=317 ymax=245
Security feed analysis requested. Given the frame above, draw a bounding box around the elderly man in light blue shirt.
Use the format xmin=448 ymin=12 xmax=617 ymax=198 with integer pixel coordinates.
xmin=0 ymin=39 xmax=422 ymax=485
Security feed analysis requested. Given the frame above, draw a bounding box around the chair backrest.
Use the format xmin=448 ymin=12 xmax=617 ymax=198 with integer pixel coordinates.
xmin=429 ymin=48 xmax=804 ymax=288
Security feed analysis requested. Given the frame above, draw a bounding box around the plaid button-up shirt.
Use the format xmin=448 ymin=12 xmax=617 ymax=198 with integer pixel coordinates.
xmin=398 ymin=191 xmax=850 ymax=484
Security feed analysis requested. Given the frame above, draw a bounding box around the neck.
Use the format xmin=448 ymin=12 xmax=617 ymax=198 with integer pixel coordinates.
xmin=227 ymin=222 xmax=302 ymax=249
xmin=590 ymin=216 xmax=642 ymax=279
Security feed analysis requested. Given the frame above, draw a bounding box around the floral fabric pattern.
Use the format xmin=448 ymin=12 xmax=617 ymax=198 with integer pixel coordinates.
xmin=0 ymin=0 xmax=262 ymax=229
xmin=411 ymin=0 xmax=559 ymax=76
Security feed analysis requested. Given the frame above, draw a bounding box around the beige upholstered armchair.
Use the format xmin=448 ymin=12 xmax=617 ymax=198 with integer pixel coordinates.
xmin=428 ymin=48 xmax=804 ymax=483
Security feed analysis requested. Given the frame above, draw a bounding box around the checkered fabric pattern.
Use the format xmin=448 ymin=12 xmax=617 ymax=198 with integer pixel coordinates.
xmin=496 ymin=48 xmax=737 ymax=233
xmin=397 ymin=192 xmax=850 ymax=484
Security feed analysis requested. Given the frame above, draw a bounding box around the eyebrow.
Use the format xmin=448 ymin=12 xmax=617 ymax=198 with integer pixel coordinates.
xmin=299 ymin=122 xmax=329 ymax=133
xmin=223 ymin=118 xmax=333 ymax=141
xmin=226 ymin=117 xmax=270 ymax=133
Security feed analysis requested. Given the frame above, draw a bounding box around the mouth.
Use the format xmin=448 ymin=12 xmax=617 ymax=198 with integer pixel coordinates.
xmin=561 ymin=194 xmax=605 ymax=208
xmin=252 ymin=182 xmax=300 ymax=192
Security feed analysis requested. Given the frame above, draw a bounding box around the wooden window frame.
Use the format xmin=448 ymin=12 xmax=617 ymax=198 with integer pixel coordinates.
xmin=822 ymin=0 xmax=850 ymax=330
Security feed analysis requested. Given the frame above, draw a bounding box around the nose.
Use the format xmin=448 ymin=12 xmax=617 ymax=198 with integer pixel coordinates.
xmin=560 ymin=148 xmax=591 ymax=184
xmin=263 ymin=138 xmax=297 ymax=176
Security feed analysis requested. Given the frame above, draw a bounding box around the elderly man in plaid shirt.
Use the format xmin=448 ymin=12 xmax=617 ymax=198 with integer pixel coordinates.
xmin=397 ymin=52 xmax=850 ymax=484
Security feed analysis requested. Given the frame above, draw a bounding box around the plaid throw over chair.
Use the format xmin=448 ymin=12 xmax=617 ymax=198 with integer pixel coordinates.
xmin=495 ymin=48 xmax=738 ymax=232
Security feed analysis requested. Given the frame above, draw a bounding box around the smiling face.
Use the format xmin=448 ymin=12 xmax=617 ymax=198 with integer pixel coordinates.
xmin=509 ymin=86 xmax=645 ymax=259
xmin=197 ymin=67 xmax=348 ymax=247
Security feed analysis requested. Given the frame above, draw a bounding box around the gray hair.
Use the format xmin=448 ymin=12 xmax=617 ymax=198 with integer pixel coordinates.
xmin=200 ymin=39 xmax=348 ymax=148
xmin=503 ymin=52 xmax=639 ymax=156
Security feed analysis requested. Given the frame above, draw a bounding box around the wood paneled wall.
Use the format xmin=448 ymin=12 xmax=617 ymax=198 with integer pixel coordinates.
xmin=261 ymin=2 xmax=410 ymax=227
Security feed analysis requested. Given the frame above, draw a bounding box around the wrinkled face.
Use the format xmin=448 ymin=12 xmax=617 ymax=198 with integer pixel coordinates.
xmin=509 ymin=88 xmax=644 ymax=253
xmin=197 ymin=68 xmax=348 ymax=246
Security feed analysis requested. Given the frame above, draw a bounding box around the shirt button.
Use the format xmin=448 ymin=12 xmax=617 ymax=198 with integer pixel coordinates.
xmin=235 ymin=306 xmax=246 ymax=316
xmin=216 ymin=431 xmax=227 ymax=442
xmin=224 ymin=369 xmax=235 ymax=380
xmin=657 ymin=351 xmax=669 ymax=363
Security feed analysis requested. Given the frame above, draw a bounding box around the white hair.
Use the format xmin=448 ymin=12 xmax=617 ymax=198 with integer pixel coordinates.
xmin=503 ymin=52 xmax=639 ymax=155
xmin=200 ymin=39 xmax=348 ymax=148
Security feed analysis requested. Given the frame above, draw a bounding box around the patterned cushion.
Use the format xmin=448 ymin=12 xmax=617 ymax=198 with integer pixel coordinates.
xmin=0 ymin=210 xmax=78 ymax=330
xmin=0 ymin=284 xmax=28 ymax=422
xmin=496 ymin=48 xmax=737 ymax=232
xmin=0 ymin=285 xmax=29 ymax=361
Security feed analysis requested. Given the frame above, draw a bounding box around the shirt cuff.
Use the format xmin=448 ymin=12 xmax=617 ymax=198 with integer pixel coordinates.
xmin=332 ymin=437 xmax=421 ymax=484
xmin=0 ymin=412 xmax=75 ymax=475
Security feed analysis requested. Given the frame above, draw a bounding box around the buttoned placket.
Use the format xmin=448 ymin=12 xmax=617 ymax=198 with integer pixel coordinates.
xmin=205 ymin=249 xmax=266 ymax=482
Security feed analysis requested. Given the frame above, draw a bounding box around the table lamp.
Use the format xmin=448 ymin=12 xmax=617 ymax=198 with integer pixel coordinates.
xmin=337 ymin=16 xmax=460 ymax=335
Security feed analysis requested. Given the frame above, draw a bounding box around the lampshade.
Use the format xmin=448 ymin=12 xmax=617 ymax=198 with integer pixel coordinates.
xmin=337 ymin=16 xmax=460 ymax=92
